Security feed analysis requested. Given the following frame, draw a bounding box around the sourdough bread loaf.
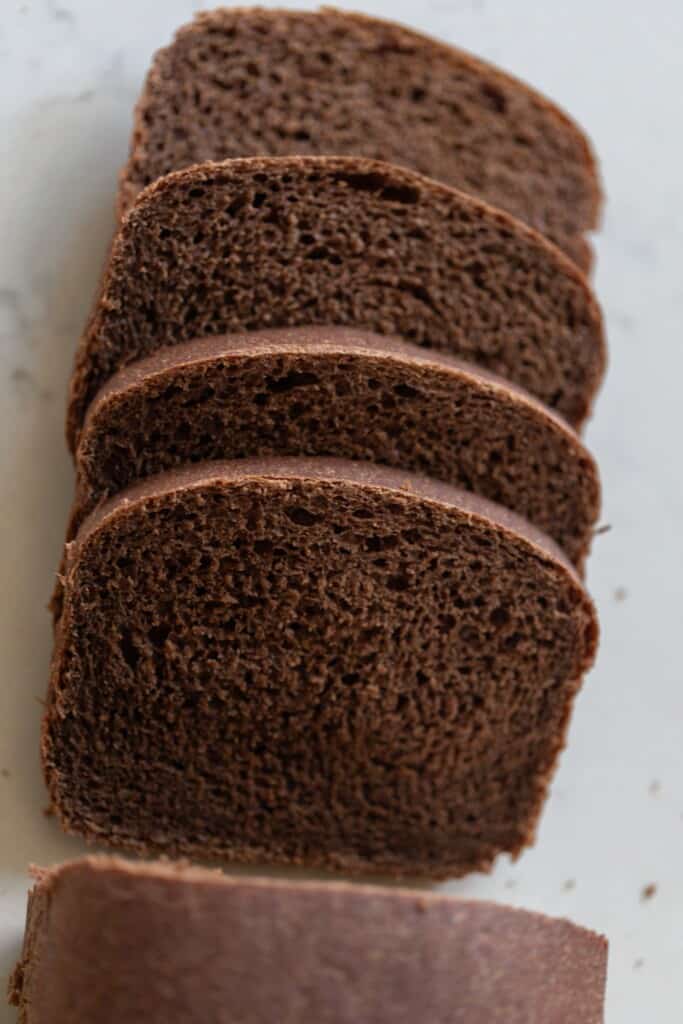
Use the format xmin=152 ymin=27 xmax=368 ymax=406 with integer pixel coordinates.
xmin=120 ymin=8 xmax=601 ymax=267
xmin=45 ymin=458 xmax=598 ymax=878
xmin=73 ymin=327 xmax=600 ymax=566
xmin=67 ymin=156 xmax=605 ymax=449
xmin=9 ymin=856 xmax=607 ymax=1023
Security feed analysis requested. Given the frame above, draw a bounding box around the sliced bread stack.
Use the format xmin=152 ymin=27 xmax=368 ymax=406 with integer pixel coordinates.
xmin=10 ymin=9 xmax=613 ymax=1015
xmin=49 ymin=10 xmax=606 ymax=886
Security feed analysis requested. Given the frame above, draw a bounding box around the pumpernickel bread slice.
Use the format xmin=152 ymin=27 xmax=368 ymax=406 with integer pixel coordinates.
xmin=67 ymin=156 xmax=605 ymax=450
xmin=9 ymin=856 xmax=608 ymax=1023
xmin=45 ymin=458 xmax=598 ymax=878
xmin=120 ymin=8 xmax=601 ymax=268
xmin=73 ymin=327 xmax=600 ymax=566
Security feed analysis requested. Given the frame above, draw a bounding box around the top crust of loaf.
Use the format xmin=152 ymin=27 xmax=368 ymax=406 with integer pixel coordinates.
xmin=120 ymin=7 xmax=601 ymax=265
xmin=16 ymin=853 xmax=605 ymax=927
xmin=10 ymin=856 xmax=607 ymax=1023
xmin=67 ymin=155 xmax=606 ymax=449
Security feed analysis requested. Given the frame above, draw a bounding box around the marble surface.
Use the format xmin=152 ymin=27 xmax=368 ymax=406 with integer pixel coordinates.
xmin=1 ymin=1 xmax=682 ymax=1020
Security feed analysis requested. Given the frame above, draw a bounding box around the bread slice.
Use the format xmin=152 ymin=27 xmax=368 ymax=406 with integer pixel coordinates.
xmin=73 ymin=327 xmax=600 ymax=567
xmin=120 ymin=8 xmax=601 ymax=268
xmin=67 ymin=156 xmax=605 ymax=450
xmin=9 ymin=857 xmax=608 ymax=1023
xmin=44 ymin=458 xmax=598 ymax=878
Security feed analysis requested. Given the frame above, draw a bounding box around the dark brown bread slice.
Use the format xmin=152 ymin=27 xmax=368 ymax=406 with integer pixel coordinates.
xmin=121 ymin=8 xmax=601 ymax=268
xmin=74 ymin=327 xmax=600 ymax=566
xmin=44 ymin=458 xmax=598 ymax=878
xmin=67 ymin=156 xmax=606 ymax=451
xmin=9 ymin=857 xmax=608 ymax=1024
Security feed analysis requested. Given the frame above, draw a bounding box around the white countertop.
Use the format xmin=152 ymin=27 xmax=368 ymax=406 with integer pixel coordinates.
xmin=1 ymin=1 xmax=682 ymax=1020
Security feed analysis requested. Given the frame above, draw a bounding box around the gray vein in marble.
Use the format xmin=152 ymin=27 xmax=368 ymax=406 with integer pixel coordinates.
xmin=46 ymin=0 xmax=76 ymax=25
xmin=0 ymin=288 xmax=32 ymax=346
xmin=35 ymin=87 xmax=97 ymax=109
xmin=101 ymin=50 xmax=127 ymax=91
xmin=66 ymin=50 xmax=131 ymax=101
xmin=9 ymin=366 xmax=54 ymax=403
xmin=610 ymin=311 xmax=636 ymax=334
xmin=432 ymin=0 xmax=486 ymax=12
xmin=0 ymin=271 xmax=83 ymax=355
